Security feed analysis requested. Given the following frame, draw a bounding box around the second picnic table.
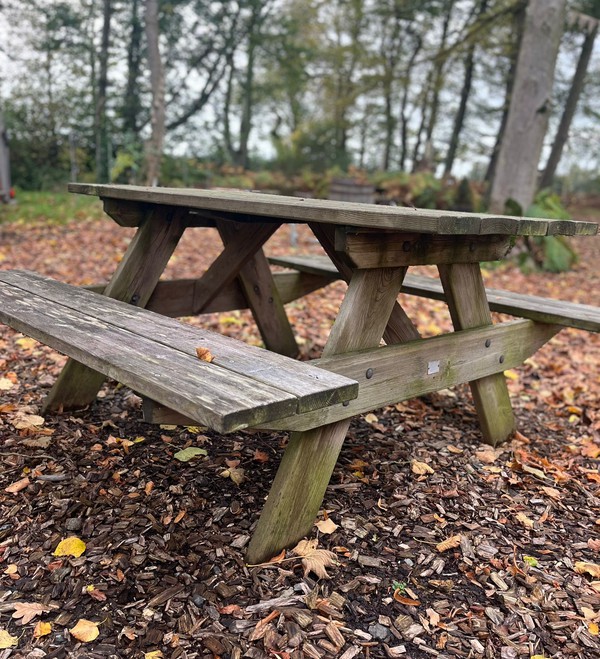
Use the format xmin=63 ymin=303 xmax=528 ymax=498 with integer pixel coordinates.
xmin=5 ymin=183 xmax=599 ymax=563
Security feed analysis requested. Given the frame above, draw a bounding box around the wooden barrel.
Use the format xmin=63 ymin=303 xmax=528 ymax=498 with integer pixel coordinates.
xmin=328 ymin=178 xmax=375 ymax=204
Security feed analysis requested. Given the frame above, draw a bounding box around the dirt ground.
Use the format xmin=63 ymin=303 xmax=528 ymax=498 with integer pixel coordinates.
xmin=0 ymin=205 xmax=599 ymax=659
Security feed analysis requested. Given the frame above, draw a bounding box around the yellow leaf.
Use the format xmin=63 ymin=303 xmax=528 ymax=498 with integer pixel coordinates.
xmin=515 ymin=512 xmax=535 ymax=529
xmin=145 ymin=652 xmax=164 ymax=659
xmin=412 ymin=460 xmax=434 ymax=475
xmin=33 ymin=621 xmax=52 ymax=638
xmin=315 ymin=518 xmax=338 ymax=534
xmin=504 ymin=369 xmax=519 ymax=381
xmin=69 ymin=619 xmax=99 ymax=642
xmin=436 ymin=534 xmax=462 ymax=553
xmin=54 ymin=536 xmax=86 ymax=558
xmin=159 ymin=425 xmax=177 ymax=430
xmin=588 ymin=622 xmax=599 ymax=636
xmin=292 ymin=539 xmax=338 ymax=579
xmin=195 ymin=347 xmax=214 ymax=363
xmin=364 ymin=413 xmax=378 ymax=424
xmin=16 ymin=337 xmax=37 ymax=350
xmin=0 ymin=629 xmax=18 ymax=649
xmin=575 ymin=562 xmax=600 ymax=578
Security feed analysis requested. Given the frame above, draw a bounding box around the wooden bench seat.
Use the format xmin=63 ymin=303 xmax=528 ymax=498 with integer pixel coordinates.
xmin=0 ymin=270 xmax=358 ymax=433
xmin=268 ymin=254 xmax=600 ymax=332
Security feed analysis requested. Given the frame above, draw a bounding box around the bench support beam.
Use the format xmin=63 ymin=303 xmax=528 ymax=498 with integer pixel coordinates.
xmin=438 ymin=262 xmax=515 ymax=445
xmin=246 ymin=266 xmax=407 ymax=564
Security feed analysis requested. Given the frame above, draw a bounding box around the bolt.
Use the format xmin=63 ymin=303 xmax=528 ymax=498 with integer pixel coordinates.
xmin=253 ymin=285 xmax=260 ymax=294
xmin=130 ymin=293 xmax=140 ymax=305
xmin=485 ymin=339 xmax=491 ymax=348
xmin=366 ymin=368 xmax=374 ymax=379
xmin=343 ymin=400 xmax=350 ymax=407
xmin=267 ymin=296 xmax=274 ymax=303
xmin=499 ymin=355 xmax=505 ymax=364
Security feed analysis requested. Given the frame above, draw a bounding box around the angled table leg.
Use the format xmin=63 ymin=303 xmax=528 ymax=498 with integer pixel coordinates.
xmin=437 ymin=262 xmax=515 ymax=446
xmin=42 ymin=207 xmax=188 ymax=413
xmin=246 ymin=266 xmax=407 ymax=564
xmin=217 ymin=221 xmax=298 ymax=358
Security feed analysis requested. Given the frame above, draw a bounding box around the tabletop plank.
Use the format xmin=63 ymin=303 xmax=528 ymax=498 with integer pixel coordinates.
xmin=69 ymin=183 xmax=598 ymax=237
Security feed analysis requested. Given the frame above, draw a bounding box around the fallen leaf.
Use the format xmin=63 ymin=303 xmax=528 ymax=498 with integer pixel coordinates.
xmin=588 ymin=539 xmax=600 ymax=552
xmin=589 ymin=622 xmax=599 ymax=636
xmin=4 ymin=477 xmax=30 ymax=494
xmin=16 ymin=337 xmax=37 ymax=350
xmin=253 ymin=449 xmax=269 ymax=463
xmin=12 ymin=602 xmax=51 ymax=625
xmin=12 ymin=414 xmax=45 ymax=430
xmin=292 ymin=539 xmax=338 ymax=579
xmin=219 ymin=467 xmax=246 ymax=485
xmin=22 ymin=437 xmax=52 ymax=449
xmin=364 ymin=413 xmax=378 ymax=424
xmin=0 ymin=377 xmax=14 ymax=390
xmin=53 ymin=536 xmax=86 ymax=558
xmin=144 ymin=652 xmax=164 ymax=659
xmin=412 ymin=460 xmax=434 ymax=475
xmin=541 ymin=486 xmax=562 ymax=499
xmin=218 ymin=604 xmax=242 ymax=615
xmin=195 ymin=347 xmax=214 ymax=363
xmin=173 ymin=447 xmax=207 ymax=462
xmin=515 ymin=512 xmax=535 ymax=529
xmin=33 ymin=621 xmax=52 ymax=638
xmin=436 ymin=535 xmax=462 ymax=553
xmin=591 ymin=582 xmax=600 ymax=593
xmin=393 ymin=592 xmax=421 ymax=606
xmin=315 ymin=518 xmax=338 ymax=534
xmin=4 ymin=564 xmax=18 ymax=575
xmin=575 ymin=562 xmax=600 ymax=578
xmin=0 ymin=629 xmax=18 ymax=649
xmin=85 ymin=585 xmax=107 ymax=602
xmin=69 ymin=619 xmax=99 ymax=642
xmin=523 ymin=555 xmax=538 ymax=567
xmin=268 ymin=549 xmax=286 ymax=564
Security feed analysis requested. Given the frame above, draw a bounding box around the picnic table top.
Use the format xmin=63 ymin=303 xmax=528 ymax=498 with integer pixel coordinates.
xmin=69 ymin=183 xmax=599 ymax=238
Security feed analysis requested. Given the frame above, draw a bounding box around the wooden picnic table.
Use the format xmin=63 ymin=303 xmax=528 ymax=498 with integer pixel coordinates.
xmin=3 ymin=183 xmax=599 ymax=564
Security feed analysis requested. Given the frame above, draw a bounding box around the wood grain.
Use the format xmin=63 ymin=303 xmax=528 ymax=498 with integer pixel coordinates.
xmin=68 ymin=183 xmax=599 ymax=237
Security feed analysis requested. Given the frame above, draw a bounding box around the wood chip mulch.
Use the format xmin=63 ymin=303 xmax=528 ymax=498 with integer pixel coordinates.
xmin=0 ymin=212 xmax=599 ymax=659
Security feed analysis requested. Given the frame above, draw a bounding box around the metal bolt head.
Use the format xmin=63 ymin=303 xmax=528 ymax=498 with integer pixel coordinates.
xmin=366 ymin=368 xmax=374 ymax=379
xmin=485 ymin=339 xmax=491 ymax=348
xmin=499 ymin=355 xmax=505 ymax=364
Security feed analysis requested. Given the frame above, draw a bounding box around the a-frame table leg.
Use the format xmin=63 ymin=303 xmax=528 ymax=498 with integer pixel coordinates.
xmin=246 ymin=266 xmax=408 ymax=564
xmin=42 ymin=207 xmax=188 ymax=413
xmin=437 ymin=262 xmax=516 ymax=445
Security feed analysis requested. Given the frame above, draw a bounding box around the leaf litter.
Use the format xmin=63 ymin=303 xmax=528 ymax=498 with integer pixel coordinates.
xmin=0 ymin=215 xmax=599 ymax=656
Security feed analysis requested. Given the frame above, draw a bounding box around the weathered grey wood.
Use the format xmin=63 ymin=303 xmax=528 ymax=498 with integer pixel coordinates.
xmin=192 ymin=221 xmax=280 ymax=314
xmin=43 ymin=206 xmax=188 ymax=413
xmin=259 ymin=319 xmax=560 ymax=431
xmin=246 ymin=267 xmax=407 ymax=564
xmin=335 ymin=229 xmax=513 ymax=268
xmin=268 ymin=254 xmax=600 ymax=333
xmin=217 ymin=220 xmax=298 ymax=357
xmin=438 ymin=263 xmax=515 ymax=445
xmin=1 ymin=270 xmax=357 ymax=414
xmin=309 ymin=223 xmax=421 ymax=343
xmin=68 ymin=183 xmax=599 ymax=237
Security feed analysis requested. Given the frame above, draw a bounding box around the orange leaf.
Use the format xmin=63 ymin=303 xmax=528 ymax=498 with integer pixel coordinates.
xmin=436 ymin=534 xmax=462 ymax=553
xmin=4 ymin=477 xmax=30 ymax=494
xmin=393 ymin=592 xmax=421 ymax=606
xmin=195 ymin=347 xmax=214 ymax=363
xmin=70 ymin=619 xmax=99 ymax=642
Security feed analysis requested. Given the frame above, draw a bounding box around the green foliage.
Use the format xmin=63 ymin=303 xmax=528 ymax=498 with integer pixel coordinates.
xmin=0 ymin=190 xmax=103 ymax=225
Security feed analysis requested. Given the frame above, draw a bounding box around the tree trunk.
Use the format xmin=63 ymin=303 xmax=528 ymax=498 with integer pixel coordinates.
xmin=489 ymin=0 xmax=566 ymax=214
xmin=95 ymin=0 xmax=112 ymax=183
xmin=484 ymin=2 xmax=526 ymax=189
xmin=444 ymin=0 xmax=489 ymax=177
xmin=399 ymin=35 xmax=422 ymax=172
xmin=144 ymin=0 xmax=165 ymax=187
xmin=539 ymin=19 xmax=598 ymax=190
xmin=422 ymin=0 xmax=455 ymax=167
xmin=237 ymin=3 xmax=259 ymax=169
xmin=123 ymin=0 xmax=143 ymax=138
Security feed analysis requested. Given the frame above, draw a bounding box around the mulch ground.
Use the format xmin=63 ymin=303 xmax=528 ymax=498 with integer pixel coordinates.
xmin=0 ymin=207 xmax=599 ymax=659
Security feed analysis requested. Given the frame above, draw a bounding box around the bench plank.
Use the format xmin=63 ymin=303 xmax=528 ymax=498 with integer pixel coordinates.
xmin=0 ymin=271 xmax=358 ymax=432
xmin=268 ymin=254 xmax=600 ymax=333
xmin=69 ymin=183 xmax=599 ymax=237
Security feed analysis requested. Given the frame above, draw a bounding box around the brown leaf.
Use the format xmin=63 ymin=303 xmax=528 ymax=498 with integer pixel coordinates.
xmin=85 ymin=585 xmax=107 ymax=602
xmin=575 ymin=561 xmax=600 ymax=578
xmin=219 ymin=467 xmax=246 ymax=485
xmin=195 ymin=347 xmax=214 ymax=363
xmin=436 ymin=534 xmax=462 ymax=553
xmin=292 ymin=539 xmax=338 ymax=579
xmin=412 ymin=460 xmax=434 ymax=475
xmin=253 ymin=449 xmax=269 ymax=463
xmin=315 ymin=518 xmax=338 ymax=535
xmin=588 ymin=539 xmax=600 ymax=552
xmin=515 ymin=512 xmax=535 ymax=529
xmin=12 ymin=602 xmax=52 ymax=625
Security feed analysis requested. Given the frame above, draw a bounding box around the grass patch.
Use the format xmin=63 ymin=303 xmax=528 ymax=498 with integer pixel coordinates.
xmin=0 ymin=190 xmax=104 ymax=225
